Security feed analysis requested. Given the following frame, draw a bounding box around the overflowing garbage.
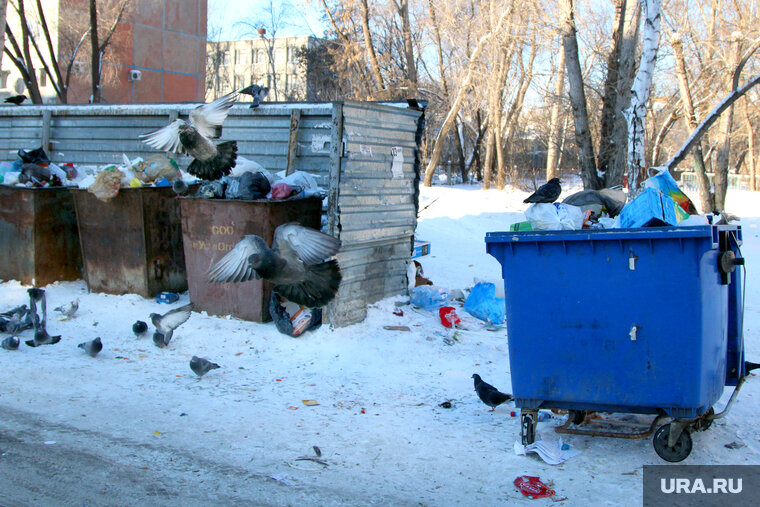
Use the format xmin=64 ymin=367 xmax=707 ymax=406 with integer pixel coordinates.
xmin=517 ymin=168 xmax=724 ymax=232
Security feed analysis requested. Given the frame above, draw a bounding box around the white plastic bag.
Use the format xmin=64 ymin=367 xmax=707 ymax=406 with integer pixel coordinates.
xmin=525 ymin=203 xmax=584 ymax=231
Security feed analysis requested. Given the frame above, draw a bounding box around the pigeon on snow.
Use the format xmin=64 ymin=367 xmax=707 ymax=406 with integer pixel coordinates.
xmin=78 ymin=337 xmax=103 ymax=357
xmin=150 ymin=303 xmax=194 ymax=348
xmin=132 ymin=320 xmax=149 ymax=338
xmin=238 ymin=84 xmax=269 ymax=108
xmin=190 ymin=356 xmax=220 ymax=377
xmin=524 ymin=178 xmax=561 ymax=204
xmin=472 ymin=374 xmax=513 ymax=411
xmin=54 ymin=298 xmax=79 ymax=320
xmin=207 ymin=223 xmax=342 ymax=308
xmin=0 ymin=305 xmax=33 ymax=334
xmin=139 ymin=91 xmax=239 ymax=180
xmin=26 ymin=289 xmax=60 ymax=347
xmin=1 ymin=336 xmax=20 ymax=350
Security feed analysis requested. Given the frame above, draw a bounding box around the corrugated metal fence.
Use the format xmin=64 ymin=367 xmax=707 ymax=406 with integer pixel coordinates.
xmin=0 ymin=101 xmax=425 ymax=327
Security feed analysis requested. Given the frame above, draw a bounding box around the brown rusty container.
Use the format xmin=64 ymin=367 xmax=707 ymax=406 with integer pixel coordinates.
xmin=71 ymin=186 xmax=188 ymax=297
xmin=179 ymin=196 xmax=322 ymax=322
xmin=0 ymin=186 xmax=83 ymax=285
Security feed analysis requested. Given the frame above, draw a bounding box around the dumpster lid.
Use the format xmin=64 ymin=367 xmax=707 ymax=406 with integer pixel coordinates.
xmin=485 ymin=225 xmax=742 ymax=246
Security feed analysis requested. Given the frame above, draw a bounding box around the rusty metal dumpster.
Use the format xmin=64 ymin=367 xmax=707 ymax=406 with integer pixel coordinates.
xmin=71 ymin=186 xmax=188 ymax=297
xmin=0 ymin=186 xmax=82 ymax=285
xmin=179 ymin=196 xmax=322 ymax=322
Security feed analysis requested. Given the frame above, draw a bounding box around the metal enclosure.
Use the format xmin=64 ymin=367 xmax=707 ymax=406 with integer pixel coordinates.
xmin=0 ymin=101 xmax=425 ymax=326
xmin=0 ymin=187 xmax=82 ymax=286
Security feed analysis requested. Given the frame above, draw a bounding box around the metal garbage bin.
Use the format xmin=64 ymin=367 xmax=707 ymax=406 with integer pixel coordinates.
xmin=485 ymin=225 xmax=746 ymax=461
xmin=179 ymin=196 xmax=323 ymax=322
xmin=0 ymin=186 xmax=82 ymax=285
xmin=71 ymin=186 xmax=189 ymax=297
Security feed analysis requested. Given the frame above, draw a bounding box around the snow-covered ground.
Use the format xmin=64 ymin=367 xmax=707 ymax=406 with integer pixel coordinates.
xmin=1 ymin=179 xmax=759 ymax=505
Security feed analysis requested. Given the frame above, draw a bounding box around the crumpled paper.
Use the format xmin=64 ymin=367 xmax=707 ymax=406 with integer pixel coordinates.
xmin=514 ymin=437 xmax=581 ymax=465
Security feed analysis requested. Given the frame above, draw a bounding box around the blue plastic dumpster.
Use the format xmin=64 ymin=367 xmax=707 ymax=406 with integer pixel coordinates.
xmin=486 ymin=225 xmax=746 ymax=461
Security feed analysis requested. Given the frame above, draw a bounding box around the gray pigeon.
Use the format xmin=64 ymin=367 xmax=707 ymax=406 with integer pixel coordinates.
xmin=524 ymin=178 xmax=562 ymax=204
xmin=238 ymin=84 xmax=269 ymax=108
xmin=190 ymin=355 xmax=220 ymax=377
xmin=78 ymin=337 xmax=102 ymax=357
xmin=25 ymin=328 xmax=61 ymax=347
xmin=54 ymin=298 xmax=79 ymax=320
xmin=133 ymin=320 xmax=148 ymax=338
xmin=150 ymin=303 xmax=194 ymax=348
xmin=139 ymin=91 xmax=239 ymax=180
xmin=472 ymin=374 xmax=513 ymax=411
xmin=207 ymin=223 xmax=342 ymax=308
xmin=0 ymin=305 xmax=33 ymax=334
xmin=1 ymin=336 xmax=20 ymax=350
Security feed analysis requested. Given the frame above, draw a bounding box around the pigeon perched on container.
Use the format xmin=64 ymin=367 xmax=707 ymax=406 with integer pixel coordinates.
xmin=238 ymin=84 xmax=269 ymax=108
xmin=54 ymin=298 xmax=79 ymax=320
xmin=190 ymin=356 xmax=220 ymax=378
xmin=78 ymin=337 xmax=102 ymax=357
xmin=1 ymin=336 xmax=20 ymax=350
xmin=139 ymin=91 xmax=239 ymax=180
xmin=4 ymin=94 xmax=27 ymax=105
xmin=472 ymin=374 xmax=513 ymax=411
xmin=524 ymin=178 xmax=562 ymax=204
xmin=132 ymin=320 xmax=148 ymax=338
xmin=207 ymin=223 xmax=342 ymax=308
xmin=150 ymin=303 xmax=194 ymax=348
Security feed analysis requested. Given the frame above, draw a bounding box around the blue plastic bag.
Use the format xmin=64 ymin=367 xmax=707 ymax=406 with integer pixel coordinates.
xmin=463 ymin=282 xmax=505 ymax=325
xmin=409 ymin=285 xmax=449 ymax=309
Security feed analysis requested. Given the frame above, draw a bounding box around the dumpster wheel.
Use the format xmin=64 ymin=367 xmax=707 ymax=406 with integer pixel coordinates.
xmin=653 ymin=423 xmax=693 ymax=462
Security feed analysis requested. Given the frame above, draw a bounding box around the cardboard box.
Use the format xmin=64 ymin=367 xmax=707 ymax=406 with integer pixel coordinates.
xmin=412 ymin=240 xmax=430 ymax=259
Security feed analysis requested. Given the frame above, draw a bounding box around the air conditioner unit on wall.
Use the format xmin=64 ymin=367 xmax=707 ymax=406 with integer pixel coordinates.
xmin=128 ymin=69 xmax=142 ymax=81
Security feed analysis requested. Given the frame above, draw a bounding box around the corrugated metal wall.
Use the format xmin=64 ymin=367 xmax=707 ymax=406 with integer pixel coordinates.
xmin=0 ymin=101 xmax=424 ymax=327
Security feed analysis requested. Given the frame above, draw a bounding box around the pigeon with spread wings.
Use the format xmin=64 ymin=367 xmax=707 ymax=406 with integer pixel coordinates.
xmin=207 ymin=223 xmax=342 ymax=308
xmin=139 ymin=91 xmax=238 ymax=180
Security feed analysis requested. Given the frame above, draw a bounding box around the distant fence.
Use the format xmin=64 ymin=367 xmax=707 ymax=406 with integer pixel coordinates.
xmin=679 ymin=172 xmax=758 ymax=191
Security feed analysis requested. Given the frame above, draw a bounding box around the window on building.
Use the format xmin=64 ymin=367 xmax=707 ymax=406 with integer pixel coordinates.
xmin=255 ymin=49 xmax=266 ymax=64
xmin=38 ymin=69 xmax=47 ymax=88
xmin=0 ymin=70 xmax=10 ymax=89
xmin=235 ymin=49 xmax=249 ymax=65
xmin=222 ymin=51 xmax=230 ymax=66
xmin=274 ymin=49 xmax=284 ymax=63
xmin=287 ymin=47 xmax=298 ymax=63
xmin=286 ymin=74 xmax=298 ymax=92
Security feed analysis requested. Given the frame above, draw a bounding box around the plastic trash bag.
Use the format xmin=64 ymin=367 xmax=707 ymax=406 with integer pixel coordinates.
xmin=525 ymin=202 xmax=584 ymax=231
xmin=409 ymin=285 xmax=449 ymax=309
xmin=88 ymin=168 xmax=125 ymax=201
xmin=224 ymin=171 xmax=271 ymax=200
xmin=269 ymin=292 xmax=322 ymax=337
xmin=18 ymin=147 xmax=50 ymax=166
xmin=643 ymin=167 xmax=698 ymax=214
xmin=563 ymin=188 xmax=626 ymax=217
xmin=195 ymin=180 xmax=226 ymax=199
xmin=463 ymin=282 xmax=505 ymax=325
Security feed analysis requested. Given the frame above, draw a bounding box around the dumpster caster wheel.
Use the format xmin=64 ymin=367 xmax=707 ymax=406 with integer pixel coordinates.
xmin=569 ymin=410 xmax=585 ymax=425
xmin=521 ymin=410 xmax=537 ymax=445
xmin=653 ymin=423 xmax=693 ymax=462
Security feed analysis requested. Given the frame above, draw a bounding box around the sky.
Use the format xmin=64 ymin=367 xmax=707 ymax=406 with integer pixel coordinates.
xmin=207 ymin=0 xmax=328 ymax=41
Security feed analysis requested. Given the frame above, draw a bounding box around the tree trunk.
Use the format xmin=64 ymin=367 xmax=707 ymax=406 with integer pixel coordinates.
xmin=651 ymin=109 xmax=679 ymax=167
xmin=670 ymin=33 xmax=714 ymax=212
xmin=624 ymin=0 xmax=662 ymax=198
xmin=89 ymin=0 xmax=101 ymax=103
xmin=422 ymin=5 xmax=515 ymax=186
xmin=482 ymin=128 xmax=495 ymax=189
xmin=17 ymin=0 xmax=43 ymax=103
xmin=746 ymin=106 xmax=757 ymax=191
xmin=0 ymin=0 xmax=7 ymax=69
xmin=359 ymin=0 xmax=385 ymax=96
xmin=396 ymin=0 xmax=417 ymax=95
xmin=545 ymin=42 xmax=565 ymax=180
xmin=560 ymin=0 xmax=599 ymax=189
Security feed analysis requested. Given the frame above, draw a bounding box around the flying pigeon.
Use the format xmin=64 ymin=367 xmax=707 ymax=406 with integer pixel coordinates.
xmin=150 ymin=303 xmax=194 ymax=348
xmin=524 ymin=178 xmax=562 ymax=204
xmin=238 ymin=84 xmax=269 ymax=108
xmin=1 ymin=336 xmax=20 ymax=350
xmin=472 ymin=374 xmax=513 ymax=411
xmin=4 ymin=94 xmax=27 ymax=105
xmin=132 ymin=320 xmax=149 ymax=338
xmin=78 ymin=337 xmax=103 ymax=357
xmin=207 ymin=223 xmax=342 ymax=308
xmin=139 ymin=91 xmax=239 ymax=180
xmin=25 ymin=328 xmax=61 ymax=347
xmin=54 ymin=298 xmax=79 ymax=320
xmin=190 ymin=356 xmax=221 ymax=377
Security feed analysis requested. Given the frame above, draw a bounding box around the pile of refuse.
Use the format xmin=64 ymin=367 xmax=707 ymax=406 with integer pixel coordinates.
xmin=0 ymin=146 xmax=327 ymax=204
xmin=515 ymin=168 xmax=714 ymax=232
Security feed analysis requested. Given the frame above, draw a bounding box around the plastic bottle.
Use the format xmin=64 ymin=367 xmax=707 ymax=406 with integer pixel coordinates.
xmin=409 ymin=285 xmax=450 ymax=309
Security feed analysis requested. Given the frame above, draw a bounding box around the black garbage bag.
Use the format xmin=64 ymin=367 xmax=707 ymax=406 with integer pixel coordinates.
xmin=195 ymin=180 xmax=226 ymax=199
xmin=224 ymin=171 xmax=271 ymax=200
xmin=18 ymin=147 xmax=50 ymax=166
xmin=269 ymin=291 xmax=322 ymax=337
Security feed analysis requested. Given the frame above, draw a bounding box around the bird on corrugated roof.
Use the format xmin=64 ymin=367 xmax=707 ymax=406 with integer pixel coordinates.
xmin=4 ymin=95 xmax=27 ymax=105
xmin=238 ymin=84 xmax=269 ymax=108
xmin=139 ymin=91 xmax=239 ymax=180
